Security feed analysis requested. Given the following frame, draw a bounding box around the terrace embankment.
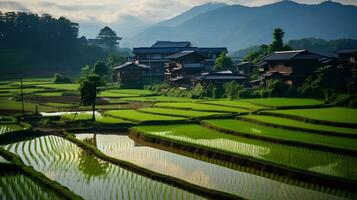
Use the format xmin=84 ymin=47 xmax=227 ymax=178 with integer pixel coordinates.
xmin=201 ymin=120 xmax=357 ymax=156
xmin=260 ymin=108 xmax=357 ymax=128
xmin=236 ymin=115 xmax=357 ymax=138
xmin=129 ymin=127 xmax=357 ymax=191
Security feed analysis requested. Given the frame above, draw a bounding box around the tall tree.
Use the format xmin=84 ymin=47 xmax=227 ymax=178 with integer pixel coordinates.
xmin=92 ymin=61 xmax=108 ymax=77
xmin=214 ymin=52 xmax=234 ymax=71
xmin=96 ymin=26 xmax=122 ymax=48
xmin=269 ymin=28 xmax=284 ymax=52
xmin=78 ymin=74 xmax=105 ymax=121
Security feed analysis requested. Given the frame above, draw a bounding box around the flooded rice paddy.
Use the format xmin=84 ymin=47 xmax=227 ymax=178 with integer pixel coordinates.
xmin=75 ymin=133 xmax=355 ymax=200
xmin=2 ymin=135 xmax=204 ymax=200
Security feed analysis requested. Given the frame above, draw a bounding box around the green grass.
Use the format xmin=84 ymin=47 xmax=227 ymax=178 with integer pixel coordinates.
xmin=0 ymin=124 xmax=24 ymax=134
xmin=0 ymin=97 xmax=54 ymax=112
xmin=263 ymin=107 xmax=357 ymax=124
xmin=10 ymin=81 xmax=53 ymax=86
xmin=46 ymin=102 xmax=75 ymax=108
xmin=203 ymin=100 xmax=267 ymax=110
xmin=0 ymin=88 xmax=49 ymax=94
xmin=138 ymin=107 xmax=224 ymax=118
xmin=242 ymin=98 xmax=324 ymax=108
xmin=60 ymin=112 xmax=129 ymax=124
xmin=98 ymin=91 xmax=139 ymax=98
xmin=155 ymin=102 xmax=250 ymax=113
xmin=241 ymin=115 xmax=357 ymax=136
xmin=38 ymin=84 xmax=80 ymax=91
xmin=204 ymin=119 xmax=357 ymax=151
xmin=120 ymin=96 xmax=195 ymax=103
xmin=133 ymin=124 xmax=357 ymax=181
xmin=104 ymin=89 xmax=153 ymax=95
xmin=105 ymin=110 xmax=186 ymax=123
xmin=34 ymin=92 xmax=65 ymax=97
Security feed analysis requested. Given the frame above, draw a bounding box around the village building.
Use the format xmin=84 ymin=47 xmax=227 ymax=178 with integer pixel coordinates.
xmin=165 ymin=51 xmax=208 ymax=87
xmin=132 ymin=41 xmax=227 ymax=82
xmin=113 ymin=61 xmax=150 ymax=88
xmin=256 ymin=50 xmax=327 ymax=86
xmin=194 ymin=70 xmax=247 ymax=86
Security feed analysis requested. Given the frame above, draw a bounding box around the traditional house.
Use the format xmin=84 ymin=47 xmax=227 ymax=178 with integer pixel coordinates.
xmin=113 ymin=61 xmax=150 ymax=88
xmin=194 ymin=70 xmax=247 ymax=86
xmin=256 ymin=50 xmax=327 ymax=86
xmin=165 ymin=51 xmax=208 ymax=87
xmin=132 ymin=41 xmax=227 ymax=82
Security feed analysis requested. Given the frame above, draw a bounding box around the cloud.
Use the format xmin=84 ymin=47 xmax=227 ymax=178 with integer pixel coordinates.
xmin=1 ymin=0 xmax=356 ymax=37
xmin=0 ymin=1 xmax=30 ymax=12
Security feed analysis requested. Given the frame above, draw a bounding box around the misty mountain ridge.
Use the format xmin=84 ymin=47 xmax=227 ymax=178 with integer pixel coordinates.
xmin=125 ymin=1 xmax=357 ymax=51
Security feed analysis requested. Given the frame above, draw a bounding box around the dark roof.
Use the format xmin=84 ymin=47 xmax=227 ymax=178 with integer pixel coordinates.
xmin=261 ymin=50 xmax=326 ymax=61
xmin=152 ymin=41 xmax=192 ymax=48
xmin=335 ymin=48 xmax=357 ymax=54
xmin=166 ymin=51 xmax=208 ymax=59
xmin=196 ymin=71 xmax=246 ymax=81
xmin=114 ymin=62 xmax=150 ymax=70
xmin=133 ymin=47 xmax=227 ymax=55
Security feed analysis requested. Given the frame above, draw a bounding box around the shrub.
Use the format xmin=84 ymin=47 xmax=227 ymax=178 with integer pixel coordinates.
xmin=53 ymin=73 xmax=72 ymax=84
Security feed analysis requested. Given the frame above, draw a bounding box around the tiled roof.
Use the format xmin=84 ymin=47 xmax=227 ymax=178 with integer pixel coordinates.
xmin=261 ymin=50 xmax=326 ymax=61
xmin=166 ymin=51 xmax=207 ymax=59
xmin=335 ymin=48 xmax=357 ymax=54
xmin=114 ymin=62 xmax=150 ymax=70
xmin=152 ymin=41 xmax=192 ymax=48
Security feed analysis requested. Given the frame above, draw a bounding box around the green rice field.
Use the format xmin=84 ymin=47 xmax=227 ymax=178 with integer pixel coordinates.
xmin=242 ymin=98 xmax=324 ymax=108
xmin=74 ymin=133 xmax=354 ymax=200
xmin=262 ymin=107 xmax=357 ymax=125
xmin=133 ymin=124 xmax=357 ymax=181
xmin=0 ymin=97 xmax=54 ymax=112
xmin=38 ymin=84 xmax=80 ymax=91
xmin=204 ymin=119 xmax=357 ymax=151
xmin=203 ymin=100 xmax=267 ymax=110
xmin=155 ymin=102 xmax=249 ymax=113
xmin=138 ymin=107 xmax=224 ymax=118
xmin=3 ymin=135 xmax=203 ymax=200
xmin=0 ymin=124 xmax=24 ymax=134
xmin=241 ymin=115 xmax=357 ymax=136
xmin=105 ymin=110 xmax=187 ymax=123
xmin=119 ymin=96 xmax=196 ymax=103
xmin=0 ymin=172 xmax=61 ymax=200
xmin=60 ymin=112 xmax=129 ymax=124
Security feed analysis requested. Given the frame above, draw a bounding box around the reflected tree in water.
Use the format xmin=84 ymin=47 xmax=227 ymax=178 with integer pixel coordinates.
xmin=78 ymin=134 xmax=108 ymax=182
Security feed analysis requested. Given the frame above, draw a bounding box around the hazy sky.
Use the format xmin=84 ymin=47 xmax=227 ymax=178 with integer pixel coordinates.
xmin=1 ymin=0 xmax=357 ymax=37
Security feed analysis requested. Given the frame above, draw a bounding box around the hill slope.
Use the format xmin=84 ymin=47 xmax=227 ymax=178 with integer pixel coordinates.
xmin=128 ymin=1 xmax=357 ymax=50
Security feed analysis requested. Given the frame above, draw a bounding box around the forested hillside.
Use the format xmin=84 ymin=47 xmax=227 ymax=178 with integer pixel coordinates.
xmin=0 ymin=12 xmax=107 ymax=78
xmin=232 ymin=38 xmax=357 ymax=58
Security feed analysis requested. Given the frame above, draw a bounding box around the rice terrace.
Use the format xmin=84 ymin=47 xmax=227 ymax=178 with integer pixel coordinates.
xmin=1 ymin=1 xmax=357 ymax=200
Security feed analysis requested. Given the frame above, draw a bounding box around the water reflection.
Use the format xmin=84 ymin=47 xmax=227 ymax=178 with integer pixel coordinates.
xmin=78 ymin=136 xmax=109 ymax=181
xmin=76 ymin=133 xmax=356 ymax=200
xmin=3 ymin=135 xmax=204 ymax=200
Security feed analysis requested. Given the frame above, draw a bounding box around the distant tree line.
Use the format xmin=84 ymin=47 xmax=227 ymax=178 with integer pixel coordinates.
xmin=0 ymin=12 xmax=124 ymax=78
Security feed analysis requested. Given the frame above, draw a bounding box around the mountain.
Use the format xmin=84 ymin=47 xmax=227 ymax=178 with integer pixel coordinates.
xmin=156 ymin=2 xmax=228 ymax=27
xmin=127 ymin=1 xmax=357 ymax=50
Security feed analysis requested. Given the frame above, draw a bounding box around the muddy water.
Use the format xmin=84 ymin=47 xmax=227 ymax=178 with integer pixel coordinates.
xmin=75 ymin=133 xmax=355 ymax=200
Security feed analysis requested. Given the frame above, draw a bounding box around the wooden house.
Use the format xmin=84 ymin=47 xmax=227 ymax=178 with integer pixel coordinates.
xmin=256 ymin=50 xmax=327 ymax=86
xmin=132 ymin=41 xmax=227 ymax=82
xmin=113 ymin=61 xmax=150 ymax=88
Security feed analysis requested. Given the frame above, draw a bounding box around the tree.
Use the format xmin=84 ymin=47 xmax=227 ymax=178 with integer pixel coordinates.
xmin=236 ymin=84 xmax=244 ymax=99
xmin=96 ymin=26 xmax=122 ymax=48
xmin=78 ymin=74 xmax=105 ymax=121
xmin=92 ymin=61 xmax=108 ymax=77
xmin=214 ymin=52 xmax=234 ymax=71
xmin=80 ymin=65 xmax=91 ymax=77
xmin=269 ymin=28 xmax=284 ymax=52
